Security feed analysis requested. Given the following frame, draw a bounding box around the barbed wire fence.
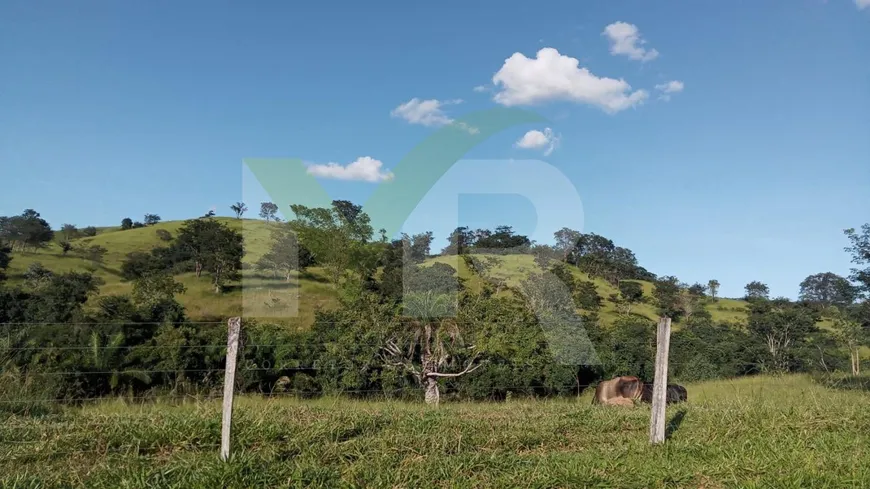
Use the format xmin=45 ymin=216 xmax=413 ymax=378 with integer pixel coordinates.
xmin=2 ymin=316 xmax=865 ymax=464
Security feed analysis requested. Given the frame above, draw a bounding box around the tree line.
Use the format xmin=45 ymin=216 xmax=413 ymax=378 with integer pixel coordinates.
xmin=0 ymin=201 xmax=868 ymax=409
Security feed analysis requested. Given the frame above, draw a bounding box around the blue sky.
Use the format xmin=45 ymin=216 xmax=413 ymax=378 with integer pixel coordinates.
xmin=2 ymin=0 xmax=868 ymax=299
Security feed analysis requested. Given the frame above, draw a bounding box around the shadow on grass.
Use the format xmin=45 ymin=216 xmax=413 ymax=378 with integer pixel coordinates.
xmin=665 ymin=408 xmax=687 ymax=440
xmin=811 ymin=373 xmax=870 ymax=393
xmin=299 ymin=271 xmax=330 ymax=284
xmin=224 ymin=281 xmax=301 ymax=293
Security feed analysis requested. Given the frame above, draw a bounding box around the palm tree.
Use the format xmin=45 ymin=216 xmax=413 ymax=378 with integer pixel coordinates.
xmin=382 ymin=291 xmax=481 ymax=406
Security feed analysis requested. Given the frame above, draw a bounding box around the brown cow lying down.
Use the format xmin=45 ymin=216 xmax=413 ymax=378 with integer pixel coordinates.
xmin=592 ymin=376 xmax=687 ymax=406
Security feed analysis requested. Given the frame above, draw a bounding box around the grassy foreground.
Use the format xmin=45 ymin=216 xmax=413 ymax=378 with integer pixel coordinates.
xmin=2 ymin=375 xmax=869 ymax=488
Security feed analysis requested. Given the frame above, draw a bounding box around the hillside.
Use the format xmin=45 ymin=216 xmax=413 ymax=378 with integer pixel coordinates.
xmin=4 ymin=218 xmax=335 ymax=326
xmin=5 ymin=217 xmax=757 ymax=329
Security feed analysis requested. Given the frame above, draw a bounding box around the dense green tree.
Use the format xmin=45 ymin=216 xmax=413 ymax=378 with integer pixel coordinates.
xmin=747 ymin=299 xmax=819 ymax=373
xmin=257 ymin=226 xmax=315 ymax=281
xmin=0 ymin=210 xmax=54 ymax=251
xmin=25 ymin=271 xmax=102 ymax=323
xmin=144 ymin=214 xmax=161 ymax=226
xmin=573 ymin=280 xmax=602 ymax=312
xmin=406 ymin=231 xmax=433 ymax=263
xmin=288 ymin=201 xmax=373 ymax=284
xmin=259 ymin=202 xmax=279 ymax=222
xmin=614 ymin=281 xmax=644 ymax=315
xmin=441 ymin=227 xmax=474 ymax=255
xmin=798 ymin=272 xmax=857 ymax=308
xmin=687 ymin=283 xmax=707 ymax=297
xmin=81 ymin=226 xmax=98 ymax=237
xmin=653 ymin=275 xmax=683 ymax=320
xmin=121 ymin=218 xmax=133 ymax=230
xmin=173 ymin=218 xmax=244 ymax=292
xmin=131 ymin=272 xmax=186 ymax=306
xmin=844 ymin=224 xmax=870 ymax=295
xmin=744 ymin=281 xmax=770 ymax=301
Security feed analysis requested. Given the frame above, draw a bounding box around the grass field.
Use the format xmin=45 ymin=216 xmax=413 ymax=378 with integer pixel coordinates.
xmin=2 ymin=374 xmax=868 ymax=488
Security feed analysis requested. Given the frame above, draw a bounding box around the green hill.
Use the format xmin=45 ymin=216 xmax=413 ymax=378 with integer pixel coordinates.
xmin=6 ymin=217 xmax=762 ymax=328
xmin=5 ymin=218 xmax=336 ymax=326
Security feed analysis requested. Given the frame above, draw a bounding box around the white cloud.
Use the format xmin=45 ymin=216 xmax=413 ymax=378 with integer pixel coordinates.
xmin=515 ymin=128 xmax=559 ymax=156
xmin=602 ymin=22 xmax=659 ymax=62
xmin=473 ymin=85 xmax=489 ymax=93
xmin=390 ymin=98 xmax=457 ymax=126
xmin=655 ymin=80 xmax=685 ymax=93
xmin=306 ymin=156 xmax=394 ymax=183
xmin=491 ymin=47 xmax=649 ymax=113
xmin=857 ymin=0 xmax=870 ymax=9
xmin=390 ymin=97 xmax=478 ymax=133
xmin=655 ymin=80 xmax=684 ymax=101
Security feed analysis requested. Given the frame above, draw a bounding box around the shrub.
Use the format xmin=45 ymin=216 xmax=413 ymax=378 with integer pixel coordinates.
xmin=155 ymin=229 xmax=172 ymax=241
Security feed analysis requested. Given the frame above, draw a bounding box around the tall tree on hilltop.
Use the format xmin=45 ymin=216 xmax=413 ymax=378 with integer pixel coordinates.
xmin=653 ymin=275 xmax=683 ymax=320
xmin=259 ymin=202 xmax=279 ymax=222
xmin=844 ymin=224 xmax=870 ymax=296
xmin=744 ymin=281 xmax=770 ymax=301
xmin=144 ymin=214 xmax=161 ymax=226
xmin=121 ymin=218 xmax=133 ymax=230
xmin=554 ymin=227 xmax=583 ymax=262
xmin=798 ymin=272 xmax=857 ymax=308
xmin=406 ymin=231 xmax=434 ymax=263
xmin=230 ymin=202 xmax=248 ymax=219
xmin=288 ymin=201 xmax=373 ymax=285
xmin=708 ymin=279 xmax=720 ymax=300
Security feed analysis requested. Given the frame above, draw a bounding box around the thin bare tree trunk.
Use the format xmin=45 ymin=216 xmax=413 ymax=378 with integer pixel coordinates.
xmin=424 ymin=377 xmax=440 ymax=406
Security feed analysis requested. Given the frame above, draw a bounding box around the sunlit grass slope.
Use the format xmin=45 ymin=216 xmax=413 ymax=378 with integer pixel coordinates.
xmin=7 ymin=218 xmax=757 ymax=327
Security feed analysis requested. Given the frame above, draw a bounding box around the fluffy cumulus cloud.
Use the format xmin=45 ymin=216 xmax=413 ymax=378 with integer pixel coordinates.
xmin=514 ymin=128 xmax=559 ymax=156
xmin=655 ymin=80 xmax=684 ymax=101
xmin=602 ymin=22 xmax=659 ymax=62
xmin=306 ymin=156 xmax=394 ymax=183
xmin=491 ymin=47 xmax=648 ymax=113
xmin=857 ymin=0 xmax=870 ymax=9
xmin=390 ymin=98 xmax=478 ymax=133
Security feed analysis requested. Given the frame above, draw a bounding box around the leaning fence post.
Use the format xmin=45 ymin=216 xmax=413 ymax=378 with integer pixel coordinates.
xmin=649 ymin=316 xmax=672 ymax=445
xmin=221 ymin=316 xmax=242 ymax=461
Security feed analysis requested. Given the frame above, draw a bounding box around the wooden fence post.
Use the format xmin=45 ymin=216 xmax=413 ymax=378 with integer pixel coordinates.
xmin=649 ymin=316 xmax=672 ymax=445
xmin=221 ymin=317 xmax=242 ymax=461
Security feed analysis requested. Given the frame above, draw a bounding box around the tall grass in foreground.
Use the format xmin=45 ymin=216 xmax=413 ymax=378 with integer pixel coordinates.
xmin=1 ymin=374 xmax=869 ymax=488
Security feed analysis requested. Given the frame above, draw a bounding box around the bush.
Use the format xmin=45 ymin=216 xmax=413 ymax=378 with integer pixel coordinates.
xmin=155 ymin=229 xmax=172 ymax=241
